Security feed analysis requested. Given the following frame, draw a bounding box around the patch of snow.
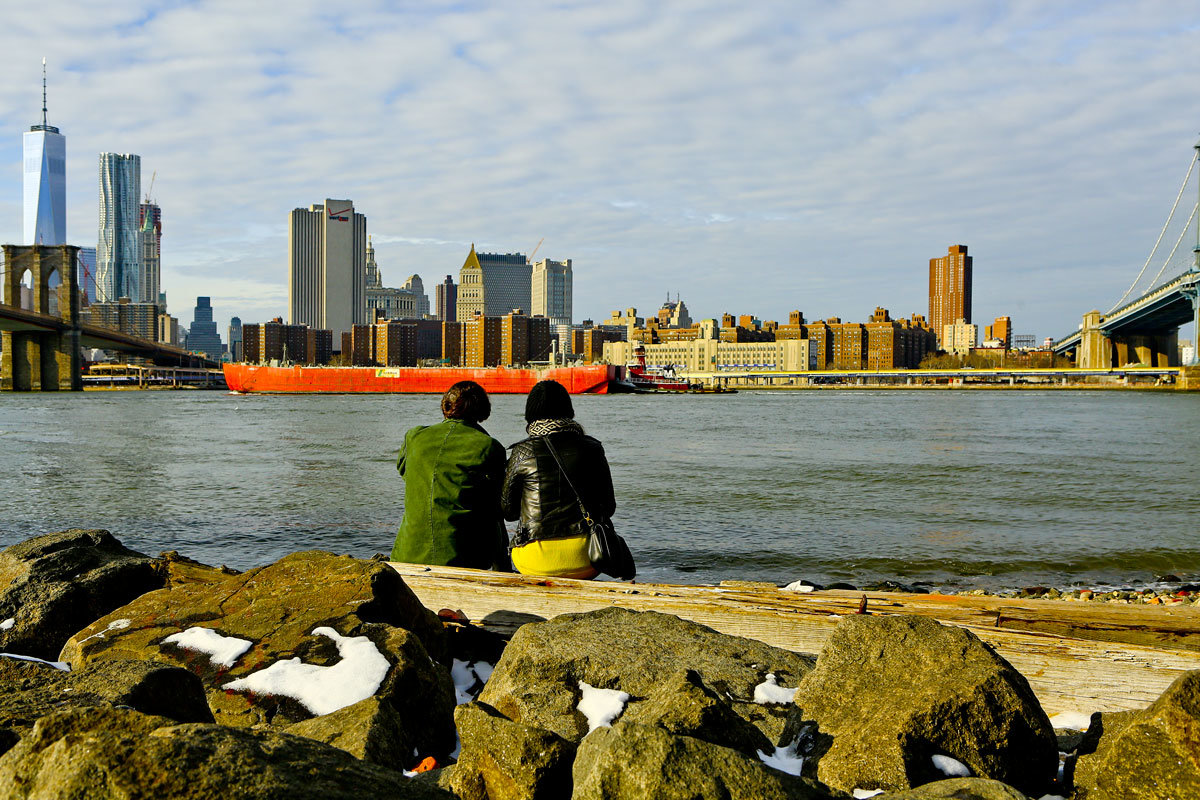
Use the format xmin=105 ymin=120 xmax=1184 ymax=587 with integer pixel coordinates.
xmin=931 ymin=754 xmax=971 ymax=777
xmin=757 ymin=741 xmax=804 ymax=776
xmin=223 ymin=626 xmax=390 ymax=716
xmin=472 ymin=661 xmax=494 ymax=683
xmin=577 ymin=681 xmax=629 ymax=733
xmin=162 ymin=627 xmax=253 ymax=668
xmin=0 ymin=618 xmax=14 ymax=631
xmin=852 ymin=790 xmax=884 ymax=799
xmin=1048 ymin=710 xmax=1094 ymax=731
xmin=782 ymin=580 xmax=816 ymax=593
xmin=1037 ymin=795 xmax=1068 ymax=800
xmin=450 ymin=659 xmax=495 ymax=705
xmin=753 ymin=673 xmax=798 ymax=705
xmin=78 ymin=618 xmax=132 ymax=644
xmin=0 ymin=653 xmax=69 ymax=671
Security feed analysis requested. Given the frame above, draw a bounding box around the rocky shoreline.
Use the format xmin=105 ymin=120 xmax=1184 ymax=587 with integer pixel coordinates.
xmin=787 ymin=579 xmax=1200 ymax=606
xmin=0 ymin=529 xmax=1196 ymax=799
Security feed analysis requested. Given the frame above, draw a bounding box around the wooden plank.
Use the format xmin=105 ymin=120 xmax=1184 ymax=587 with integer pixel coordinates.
xmin=390 ymin=562 xmax=1200 ymax=716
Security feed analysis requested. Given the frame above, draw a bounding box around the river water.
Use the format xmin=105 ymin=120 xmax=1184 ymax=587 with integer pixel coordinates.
xmin=1 ymin=389 xmax=1197 ymax=590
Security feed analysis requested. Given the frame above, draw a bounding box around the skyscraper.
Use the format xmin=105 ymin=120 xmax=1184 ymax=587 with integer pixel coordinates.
xmin=139 ymin=202 xmax=162 ymax=305
xmin=456 ymin=245 xmax=530 ymax=321
xmin=23 ymin=59 xmax=66 ymax=246
xmin=928 ymin=244 xmax=972 ymax=347
xmin=401 ymin=274 xmax=430 ymax=317
xmin=228 ymin=316 xmax=243 ymax=362
xmin=531 ymin=257 xmax=573 ymax=326
xmin=436 ymin=275 xmax=457 ymax=321
xmin=97 ymin=153 xmax=141 ymax=302
xmin=188 ymin=297 xmax=223 ymax=360
xmin=288 ymin=199 xmax=367 ymax=339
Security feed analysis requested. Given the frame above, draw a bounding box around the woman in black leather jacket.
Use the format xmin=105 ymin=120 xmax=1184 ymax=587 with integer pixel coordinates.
xmin=502 ymin=380 xmax=616 ymax=578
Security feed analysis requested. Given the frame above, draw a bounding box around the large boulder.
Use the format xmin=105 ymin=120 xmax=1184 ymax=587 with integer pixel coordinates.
xmin=447 ymin=701 xmax=577 ymax=800
xmin=284 ymin=696 xmax=410 ymax=767
xmin=0 ymin=706 xmax=454 ymax=799
xmin=873 ymin=777 xmax=1027 ymax=799
xmin=1071 ymin=670 xmax=1200 ymax=800
xmin=58 ymin=551 xmax=455 ymax=758
xmin=477 ymin=607 xmax=813 ymax=745
xmin=782 ymin=615 xmax=1056 ymax=796
xmin=0 ymin=657 xmax=212 ymax=754
xmin=571 ymin=721 xmax=834 ymax=799
xmin=0 ymin=530 xmax=164 ymax=660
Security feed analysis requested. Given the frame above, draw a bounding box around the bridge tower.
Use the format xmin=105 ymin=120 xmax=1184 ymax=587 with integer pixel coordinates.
xmin=1 ymin=244 xmax=82 ymax=390
xmin=1189 ymin=136 xmax=1200 ymax=366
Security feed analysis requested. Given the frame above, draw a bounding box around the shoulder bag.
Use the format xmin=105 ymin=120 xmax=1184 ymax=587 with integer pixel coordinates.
xmin=542 ymin=437 xmax=636 ymax=580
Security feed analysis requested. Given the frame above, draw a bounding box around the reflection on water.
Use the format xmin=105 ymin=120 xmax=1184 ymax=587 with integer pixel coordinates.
xmin=1 ymin=389 xmax=1198 ymax=589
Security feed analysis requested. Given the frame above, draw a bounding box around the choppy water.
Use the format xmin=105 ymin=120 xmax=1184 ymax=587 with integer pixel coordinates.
xmin=1 ymin=389 xmax=1197 ymax=590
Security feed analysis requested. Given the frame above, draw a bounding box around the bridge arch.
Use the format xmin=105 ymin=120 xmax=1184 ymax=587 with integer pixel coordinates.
xmin=19 ymin=269 xmax=34 ymax=311
xmin=1 ymin=245 xmax=82 ymax=391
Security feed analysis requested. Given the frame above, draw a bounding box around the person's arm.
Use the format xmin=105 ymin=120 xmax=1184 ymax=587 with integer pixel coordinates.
xmin=595 ymin=442 xmax=617 ymax=519
xmin=397 ymin=430 xmax=410 ymax=478
xmin=500 ymin=443 xmax=527 ymax=522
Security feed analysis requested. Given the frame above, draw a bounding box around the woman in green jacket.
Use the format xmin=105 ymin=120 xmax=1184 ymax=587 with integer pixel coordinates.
xmin=391 ymin=381 xmax=509 ymax=569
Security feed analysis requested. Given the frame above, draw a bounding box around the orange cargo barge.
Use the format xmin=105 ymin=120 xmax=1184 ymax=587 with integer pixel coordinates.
xmin=222 ymin=363 xmax=623 ymax=394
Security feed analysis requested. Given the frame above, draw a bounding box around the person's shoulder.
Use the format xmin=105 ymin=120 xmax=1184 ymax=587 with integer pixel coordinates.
xmin=507 ymin=436 xmax=538 ymax=456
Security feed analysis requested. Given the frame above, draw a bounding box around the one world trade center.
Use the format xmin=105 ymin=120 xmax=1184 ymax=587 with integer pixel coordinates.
xmin=23 ymin=58 xmax=66 ymax=246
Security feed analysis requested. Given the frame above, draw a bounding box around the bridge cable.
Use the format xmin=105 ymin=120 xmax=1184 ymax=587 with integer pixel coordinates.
xmin=1143 ymin=200 xmax=1198 ymax=294
xmin=1108 ymin=153 xmax=1197 ymax=312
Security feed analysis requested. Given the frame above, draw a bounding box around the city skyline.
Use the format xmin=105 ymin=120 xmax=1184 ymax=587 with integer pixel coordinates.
xmin=1 ymin=3 xmax=1198 ymax=344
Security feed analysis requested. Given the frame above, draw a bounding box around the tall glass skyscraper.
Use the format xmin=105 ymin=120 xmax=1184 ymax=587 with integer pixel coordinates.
xmin=188 ymin=297 xmax=223 ymax=361
xmin=97 ymin=153 xmax=141 ymax=302
xmin=23 ymin=60 xmax=66 ymax=246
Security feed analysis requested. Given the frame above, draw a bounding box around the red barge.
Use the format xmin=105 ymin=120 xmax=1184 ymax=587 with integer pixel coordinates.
xmin=223 ymin=363 xmax=624 ymax=395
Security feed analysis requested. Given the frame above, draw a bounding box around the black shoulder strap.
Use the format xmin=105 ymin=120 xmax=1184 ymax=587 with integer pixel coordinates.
xmin=542 ymin=436 xmax=594 ymax=522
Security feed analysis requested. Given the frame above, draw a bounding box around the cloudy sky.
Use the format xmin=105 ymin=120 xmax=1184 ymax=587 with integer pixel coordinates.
xmin=2 ymin=1 xmax=1198 ymax=343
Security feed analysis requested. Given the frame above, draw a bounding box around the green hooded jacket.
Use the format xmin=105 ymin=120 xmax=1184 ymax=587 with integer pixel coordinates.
xmin=391 ymin=418 xmax=508 ymax=568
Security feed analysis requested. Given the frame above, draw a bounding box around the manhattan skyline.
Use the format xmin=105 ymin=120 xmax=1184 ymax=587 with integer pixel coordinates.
xmin=1 ymin=2 xmax=1198 ymax=343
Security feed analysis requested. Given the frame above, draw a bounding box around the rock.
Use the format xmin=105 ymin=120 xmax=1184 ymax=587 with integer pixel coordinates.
xmin=154 ymin=550 xmax=241 ymax=587
xmin=447 ymin=701 xmax=576 ymax=800
xmin=873 ymin=777 xmax=1027 ymax=799
xmin=571 ymin=721 xmax=834 ymax=799
xmin=284 ymin=696 xmax=413 ymax=768
xmin=782 ymin=614 xmax=1056 ymax=796
xmin=0 ymin=706 xmax=454 ymax=799
xmin=0 ymin=529 xmax=165 ymax=660
xmin=477 ymin=607 xmax=813 ymax=746
xmin=0 ymin=657 xmax=212 ymax=752
xmin=59 ymin=551 xmax=455 ymax=756
xmin=1071 ymin=670 xmax=1200 ymax=800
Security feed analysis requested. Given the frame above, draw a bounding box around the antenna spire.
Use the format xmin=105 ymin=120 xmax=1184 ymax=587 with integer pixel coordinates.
xmin=41 ymin=58 xmax=48 ymax=128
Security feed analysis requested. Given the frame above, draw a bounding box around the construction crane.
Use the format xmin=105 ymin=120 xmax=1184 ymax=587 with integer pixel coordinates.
xmin=529 ymin=237 xmax=544 ymax=262
xmin=144 ymin=170 xmax=156 ymax=204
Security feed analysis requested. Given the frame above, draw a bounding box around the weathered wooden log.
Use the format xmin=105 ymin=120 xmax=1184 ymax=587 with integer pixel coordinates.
xmin=389 ymin=562 xmax=1200 ymax=716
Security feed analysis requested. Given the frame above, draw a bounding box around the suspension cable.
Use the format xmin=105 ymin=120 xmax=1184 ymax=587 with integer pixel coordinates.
xmin=1108 ymin=153 xmax=1197 ymax=311
xmin=1142 ymin=200 xmax=1198 ymax=294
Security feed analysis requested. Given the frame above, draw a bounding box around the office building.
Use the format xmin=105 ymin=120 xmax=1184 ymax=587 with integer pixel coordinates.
xmin=228 ymin=317 xmax=243 ymax=361
xmin=456 ymin=245 xmax=530 ymax=321
xmin=929 ymin=244 xmax=972 ymax=347
xmin=76 ymin=247 xmax=96 ymax=304
xmin=97 ymin=153 xmax=141 ymax=303
xmin=436 ymin=275 xmax=457 ymax=321
xmin=23 ymin=60 xmax=66 ymax=247
xmin=365 ymin=237 xmax=381 ymax=289
xmin=288 ymin=199 xmax=367 ymax=339
xmin=605 ymin=339 xmax=809 ymax=373
xmin=158 ymin=311 xmax=180 ymax=346
xmin=139 ymin=203 xmax=161 ymax=305
xmin=401 ymin=274 xmax=430 ymax=318
xmin=984 ymin=316 xmax=1012 ymax=349
xmin=531 ymin=258 xmax=572 ymax=326
xmin=187 ymin=297 xmax=223 ymax=360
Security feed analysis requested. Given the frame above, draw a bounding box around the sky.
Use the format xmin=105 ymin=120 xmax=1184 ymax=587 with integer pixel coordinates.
xmin=1 ymin=0 xmax=1198 ymax=344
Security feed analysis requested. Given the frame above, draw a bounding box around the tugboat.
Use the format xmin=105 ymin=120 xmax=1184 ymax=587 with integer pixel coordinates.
xmin=622 ymin=346 xmax=735 ymax=393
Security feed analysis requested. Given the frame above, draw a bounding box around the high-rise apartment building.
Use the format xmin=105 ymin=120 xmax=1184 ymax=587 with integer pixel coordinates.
xmin=984 ymin=316 xmax=1012 ymax=349
xmin=24 ymin=60 xmax=66 ymax=247
xmin=97 ymin=153 xmax=142 ymax=303
xmin=456 ymin=245 xmax=530 ymax=321
xmin=929 ymin=244 xmax=972 ymax=347
xmin=531 ymin=258 xmax=572 ymax=326
xmin=942 ymin=319 xmax=978 ymax=356
xmin=187 ymin=297 xmax=223 ymax=360
xmin=436 ymin=275 xmax=457 ymax=321
xmin=288 ymin=199 xmax=367 ymax=339
xmin=139 ymin=203 xmax=161 ymax=305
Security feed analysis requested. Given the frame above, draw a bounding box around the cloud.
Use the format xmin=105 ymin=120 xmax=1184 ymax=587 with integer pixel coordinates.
xmin=0 ymin=0 xmax=1197 ymax=341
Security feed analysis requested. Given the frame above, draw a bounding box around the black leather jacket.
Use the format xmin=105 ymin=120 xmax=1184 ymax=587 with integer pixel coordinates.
xmin=502 ymin=432 xmax=616 ymax=546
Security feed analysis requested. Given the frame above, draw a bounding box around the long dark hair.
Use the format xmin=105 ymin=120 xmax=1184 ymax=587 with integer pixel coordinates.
xmin=442 ymin=381 xmax=491 ymax=422
xmin=524 ymin=380 xmax=574 ymax=423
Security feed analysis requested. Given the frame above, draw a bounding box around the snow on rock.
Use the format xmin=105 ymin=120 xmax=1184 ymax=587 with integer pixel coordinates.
xmin=162 ymin=626 xmax=253 ymax=668
xmin=451 ymin=659 xmax=495 ymax=705
xmin=753 ymin=673 xmax=798 ymax=705
xmin=1036 ymin=795 xmax=1068 ymax=800
xmin=78 ymin=618 xmax=132 ymax=644
xmin=223 ymin=626 xmax=390 ymax=716
xmin=1048 ymin=710 xmax=1094 ymax=731
xmin=931 ymin=754 xmax=971 ymax=777
xmin=0 ymin=652 xmax=69 ymax=671
xmin=852 ymin=790 xmax=884 ymax=799
xmin=577 ymin=681 xmax=629 ymax=733
xmin=782 ymin=580 xmax=816 ymax=593
xmin=757 ymin=741 xmax=805 ymax=776
xmin=0 ymin=618 xmax=14 ymax=631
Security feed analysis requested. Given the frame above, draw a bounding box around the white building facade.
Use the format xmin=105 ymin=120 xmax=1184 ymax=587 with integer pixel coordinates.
xmin=97 ymin=153 xmax=141 ymax=303
xmin=532 ymin=258 xmax=572 ymax=326
xmin=288 ymin=199 xmax=367 ymax=339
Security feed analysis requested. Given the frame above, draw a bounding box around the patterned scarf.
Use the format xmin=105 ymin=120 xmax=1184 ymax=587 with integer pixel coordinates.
xmin=526 ymin=418 xmax=585 ymax=437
